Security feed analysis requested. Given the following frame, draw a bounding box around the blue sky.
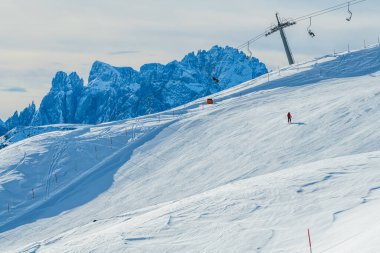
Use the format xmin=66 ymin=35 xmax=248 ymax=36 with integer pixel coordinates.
xmin=0 ymin=0 xmax=378 ymax=120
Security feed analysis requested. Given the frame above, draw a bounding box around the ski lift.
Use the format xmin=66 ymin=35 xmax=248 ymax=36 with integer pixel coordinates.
xmin=211 ymin=63 xmax=221 ymax=84
xmin=247 ymin=41 xmax=253 ymax=60
xmin=346 ymin=2 xmax=352 ymax=21
xmin=307 ymin=17 xmax=316 ymax=38
xmin=212 ymin=76 xmax=220 ymax=83
xmin=210 ymin=59 xmax=234 ymax=84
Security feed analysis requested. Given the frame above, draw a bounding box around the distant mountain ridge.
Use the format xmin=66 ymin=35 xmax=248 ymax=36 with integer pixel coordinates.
xmin=0 ymin=45 xmax=267 ymax=135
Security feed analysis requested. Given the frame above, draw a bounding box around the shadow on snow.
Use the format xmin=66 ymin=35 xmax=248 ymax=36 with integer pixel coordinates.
xmin=291 ymin=122 xmax=306 ymax=126
xmin=0 ymin=122 xmax=174 ymax=233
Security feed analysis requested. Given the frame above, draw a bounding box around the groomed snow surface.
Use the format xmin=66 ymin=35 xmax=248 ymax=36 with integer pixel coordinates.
xmin=1 ymin=45 xmax=380 ymax=252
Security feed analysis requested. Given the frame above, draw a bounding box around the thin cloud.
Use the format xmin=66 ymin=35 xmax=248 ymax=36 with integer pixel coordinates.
xmin=108 ymin=50 xmax=140 ymax=55
xmin=0 ymin=87 xmax=27 ymax=93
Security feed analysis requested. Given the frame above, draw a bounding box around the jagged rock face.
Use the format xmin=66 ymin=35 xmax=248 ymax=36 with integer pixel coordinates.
xmin=76 ymin=62 xmax=141 ymax=123
xmin=3 ymin=45 xmax=267 ymax=131
xmin=5 ymin=111 xmax=20 ymax=130
xmin=19 ymin=102 xmax=36 ymax=126
xmin=3 ymin=102 xmax=36 ymax=132
xmin=32 ymin=72 xmax=85 ymax=125
xmin=0 ymin=119 xmax=6 ymax=136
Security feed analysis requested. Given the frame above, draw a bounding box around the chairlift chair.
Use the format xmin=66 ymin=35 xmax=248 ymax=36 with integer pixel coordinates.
xmin=212 ymin=76 xmax=220 ymax=83
xmin=307 ymin=17 xmax=316 ymax=38
xmin=247 ymin=41 xmax=253 ymax=60
xmin=346 ymin=3 xmax=352 ymax=21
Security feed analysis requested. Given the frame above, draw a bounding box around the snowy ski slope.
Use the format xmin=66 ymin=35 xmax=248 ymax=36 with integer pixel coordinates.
xmin=1 ymin=45 xmax=380 ymax=252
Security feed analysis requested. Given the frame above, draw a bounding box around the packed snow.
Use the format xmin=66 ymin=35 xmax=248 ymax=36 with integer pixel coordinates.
xmin=0 ymin=45 xmax=380 ymax=252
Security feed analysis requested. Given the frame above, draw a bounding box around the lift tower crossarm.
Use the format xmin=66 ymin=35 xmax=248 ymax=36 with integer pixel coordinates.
xmin=265 ymin=13 xmax=296 ymax=65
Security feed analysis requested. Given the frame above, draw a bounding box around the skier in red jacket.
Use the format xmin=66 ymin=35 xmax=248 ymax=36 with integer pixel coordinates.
xmin=287 ymin=112 xmax=292 ymax=124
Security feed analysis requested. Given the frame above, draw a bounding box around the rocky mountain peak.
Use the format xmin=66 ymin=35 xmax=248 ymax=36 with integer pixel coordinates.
xmin=2 ymin=45 xmax=267 ymax=133
xmin=51 ymin=71 xmax=84 ymax=92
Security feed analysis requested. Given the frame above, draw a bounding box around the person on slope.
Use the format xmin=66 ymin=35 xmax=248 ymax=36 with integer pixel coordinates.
xmin=287 ymin=112 xmax=292 ymax=124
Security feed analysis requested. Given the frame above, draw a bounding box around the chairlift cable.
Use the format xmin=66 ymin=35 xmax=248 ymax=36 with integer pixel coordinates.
xmin=294 ymin=0 xmax=365 ymax=22
xmin=236 ymin=0 xmax=367 ymax=50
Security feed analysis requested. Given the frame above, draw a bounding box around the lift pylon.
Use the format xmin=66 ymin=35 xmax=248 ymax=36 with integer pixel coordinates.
xmin=265 ymin=13 xmax=296 ymax=65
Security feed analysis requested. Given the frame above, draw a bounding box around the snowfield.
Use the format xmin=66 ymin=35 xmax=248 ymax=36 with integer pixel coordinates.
xmin=1 ymin=45 xmax=380 ymax=252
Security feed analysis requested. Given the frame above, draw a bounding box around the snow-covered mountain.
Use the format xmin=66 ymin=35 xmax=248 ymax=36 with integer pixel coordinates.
xmin=4 ymin=102 xmax=36 ymax=130
xmin=2 ymin=46 xmax=267 ymax=132
xmin=1 ymin=45 xmax=380 ymax=252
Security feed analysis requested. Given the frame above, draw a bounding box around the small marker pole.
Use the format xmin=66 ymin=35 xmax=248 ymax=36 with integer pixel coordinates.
xmin=7 ymin=203 xmax=10 ymax=213
xmin=55 ymin=173 xmax=58 ymax=183
xmin=267 ymin=73 xmax=270 ymax=82
xmin=364 ymin=40 xmax=366 ymax=48
xmin=348 ymin=43 xmax=350 ymax=53
xmin=308 ymin=228 xmax=313 ymax=253
xmin=32 ymin=188 xmax=35 ymax=199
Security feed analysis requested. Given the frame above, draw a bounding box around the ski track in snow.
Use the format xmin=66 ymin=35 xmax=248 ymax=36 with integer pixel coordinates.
xmin=44 ymin=139 xmax=67 ymax=199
